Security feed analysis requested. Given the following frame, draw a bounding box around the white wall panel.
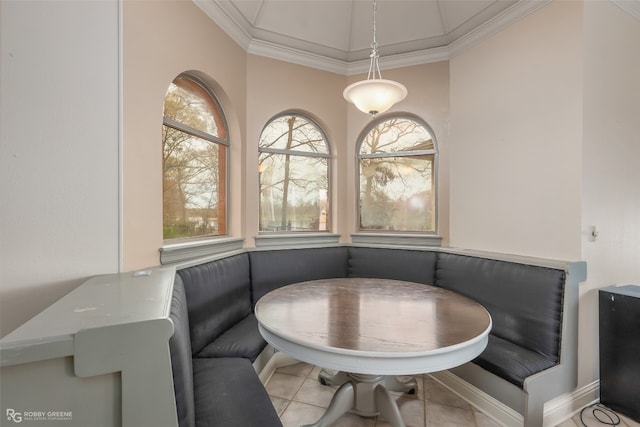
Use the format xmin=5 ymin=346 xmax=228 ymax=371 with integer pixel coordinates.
xmin=581 ymin=0 xmax=640 ymax=386
xmin=0 ymin=0 xmax=120 ymax=336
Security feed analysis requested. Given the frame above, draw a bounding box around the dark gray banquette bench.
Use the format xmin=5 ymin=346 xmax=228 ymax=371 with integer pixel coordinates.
xmin=168 ymin=245 xmax=586 ymax=427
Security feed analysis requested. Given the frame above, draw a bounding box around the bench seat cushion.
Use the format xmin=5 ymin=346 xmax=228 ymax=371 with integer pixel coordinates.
xmin=195 ymin=314 xmax=266 ymax=362
xmin=474 ymin=334 xmax=556 ymax=388
xmin=192 ymin=357 xmax=282 ymax=427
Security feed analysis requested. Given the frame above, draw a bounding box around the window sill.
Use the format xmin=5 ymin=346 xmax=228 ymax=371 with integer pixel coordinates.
xmin=160 ymin=237 xmax=244 ymax=265
xmin=159 ymin=233 xmax=440 ymax=264
xmin=254 ymin=233 xmax=340 ymax=249
xmin=351 ymin=233 xmax=442 ymax=248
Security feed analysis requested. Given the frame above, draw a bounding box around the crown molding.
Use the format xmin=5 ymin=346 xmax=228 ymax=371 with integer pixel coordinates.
xmin=612 ymin=0 xmax=640 ymax=20
xmin=246 ymin=38 xmax=452 ymax=76
xmin=193 ymin=0 xmax=252 ymax=51
xmin=346 ymin=47 xmax=451 ymax=75
xmin=449 ymin=0 xmax=552 ymax=58
xmin=194 ymin=0 xmax=560 ymax=75
xmin=247 ymin=39 xmax=349 ymax=75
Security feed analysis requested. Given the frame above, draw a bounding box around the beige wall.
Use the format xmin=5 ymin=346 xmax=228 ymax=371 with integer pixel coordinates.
xmin=449 ymin=1 xmax=584 ymax=261
xmin=123 ymin=0 xmax=247 ymax=270
xmin=581 ymin=1 xmax=640 ymax=385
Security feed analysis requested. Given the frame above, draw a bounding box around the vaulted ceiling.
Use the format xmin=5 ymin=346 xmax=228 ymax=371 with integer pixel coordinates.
xmin=194 ymin=0 xmax=553 ymax=74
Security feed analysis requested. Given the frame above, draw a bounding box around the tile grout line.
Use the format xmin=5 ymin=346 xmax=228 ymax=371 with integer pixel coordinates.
xmin=270 ymin=365 xmax=500 ymax=427
xmin=271 ymin=369 xmax=315 ymax=422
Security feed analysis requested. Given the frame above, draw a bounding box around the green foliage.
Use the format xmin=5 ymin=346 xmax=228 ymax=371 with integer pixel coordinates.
xmin=163 ymin=222 xmax=197 ymax=240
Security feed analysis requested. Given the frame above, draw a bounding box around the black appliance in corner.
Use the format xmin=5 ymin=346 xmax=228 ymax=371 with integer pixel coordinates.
xmin=599 ymin=284 xmax=640 ymax=422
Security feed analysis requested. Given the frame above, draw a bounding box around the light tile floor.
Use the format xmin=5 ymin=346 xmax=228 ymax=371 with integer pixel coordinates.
xmin=265 ymin=362 xmax=501 ymax=427
xmin=265 ymin=362 xmax=640 ymax=427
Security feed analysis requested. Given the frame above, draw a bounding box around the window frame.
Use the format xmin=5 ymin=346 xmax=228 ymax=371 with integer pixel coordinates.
xmin=355 ymin=112 xmax=440 ymax=238
xmin=161 ymin=72 xmax=230 ymax=245
xmin=257 ymin=111 xmax=333 ymax=235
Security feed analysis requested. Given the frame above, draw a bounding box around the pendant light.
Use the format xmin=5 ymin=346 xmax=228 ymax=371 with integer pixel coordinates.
xmin=343 ymin=0 xmax=407 ymax=117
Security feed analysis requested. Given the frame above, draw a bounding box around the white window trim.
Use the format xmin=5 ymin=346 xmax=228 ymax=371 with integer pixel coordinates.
xmin=162 ymin=73 xmax=230 ymax=244
xmin=160 ymin=237 xmax=244 ymax=265
xmin=254 ymin=232 xmax=340 ymax=249
xmin=351 ymin=233 xmax=442 ymax=248
xmin=356 ymin=113 xmax=439 ymax=236
xmin=258 ymin=112 xmax=332 ymax=235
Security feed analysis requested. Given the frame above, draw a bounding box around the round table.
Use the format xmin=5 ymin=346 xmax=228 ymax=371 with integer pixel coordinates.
xmin=255 ymin=277 xmax=492 ymax=427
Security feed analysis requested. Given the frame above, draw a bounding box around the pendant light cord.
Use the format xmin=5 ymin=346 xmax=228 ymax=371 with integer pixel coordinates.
xmin=367 ymin=0 xmax=383 ymax=80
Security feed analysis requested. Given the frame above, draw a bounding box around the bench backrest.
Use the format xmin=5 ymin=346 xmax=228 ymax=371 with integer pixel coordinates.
xmin=169 ymin=276 xmax=196 ymax=427
xmin=177 ymin=253 xmax=253 ymax=355
xmin=249 ymin=247 xmax=349 ymax=306
xmin=435 ymin=252 xmax=566 ymax=363
xmin=347 ymin=246 xmax=437 ymax=284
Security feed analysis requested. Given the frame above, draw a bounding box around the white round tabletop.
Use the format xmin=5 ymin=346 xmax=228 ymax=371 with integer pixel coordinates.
xmin=255 ymin=278 xmax=492 ymax=375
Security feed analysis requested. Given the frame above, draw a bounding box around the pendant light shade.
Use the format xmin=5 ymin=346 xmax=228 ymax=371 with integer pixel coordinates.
xmin=344 ymin=0 xmax=407 ymax=117
xmin=343 ymin=79 xmax=407 ymax=117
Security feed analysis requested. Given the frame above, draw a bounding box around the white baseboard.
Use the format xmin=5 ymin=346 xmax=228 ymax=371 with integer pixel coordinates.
xmin=429 ymin=371 xmax=600 ymax=427
xmin=429 ymin=370 xmax=523 ymax=427
xmin=257 ymin=348 xmax=301 ymax=385
xmin=543 ymin=380 xmax=599 ymax=426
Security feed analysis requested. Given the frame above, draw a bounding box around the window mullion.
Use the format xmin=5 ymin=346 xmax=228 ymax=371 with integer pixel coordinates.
xmin=359 ymin=150 xmax=436 ymax=159
xmin=164 ymin=117 xmax=229 ymax=146
xmin=259 ymin=147 xmax=330 ymax=158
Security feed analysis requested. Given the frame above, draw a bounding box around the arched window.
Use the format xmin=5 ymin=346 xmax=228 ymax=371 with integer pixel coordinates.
xmin=357 ymin=114 xmax=437 ymax=232
xmin=259 ymin=113 xmax=331 ymax=232
xmin=162 ymin=74 xmax=228 ymax=240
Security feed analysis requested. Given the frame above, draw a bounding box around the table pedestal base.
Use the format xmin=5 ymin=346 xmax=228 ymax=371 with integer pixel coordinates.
xmin=302 ymin=370 xmax=417 ymax=427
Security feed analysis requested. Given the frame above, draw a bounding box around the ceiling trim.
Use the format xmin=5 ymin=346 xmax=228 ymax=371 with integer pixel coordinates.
xmin=347 ymin=47 xmax=451 ymax=75
xmin=248 ymin=39 xmax=349 ymax=75
xmin=193 ymin=0 xmax=252 ymax=51
xmin=250 ymin=41 xmax=452 ymax=76
xmin=612 ymin=0 xmax=640 ymax=20
xmin=449 ymin=0 xmax=552 ymax=57
xmin=194 ymin=0 xmax=557 ymax=75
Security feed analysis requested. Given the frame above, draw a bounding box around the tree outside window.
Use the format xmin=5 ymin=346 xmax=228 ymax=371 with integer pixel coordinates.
xmin=358 ymin=115 xmax=437 ymax=232
xmin=259 ymin=114 xmax=330 ymax=232
xmin=162 ymin=75 xmax=228 ymax=240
